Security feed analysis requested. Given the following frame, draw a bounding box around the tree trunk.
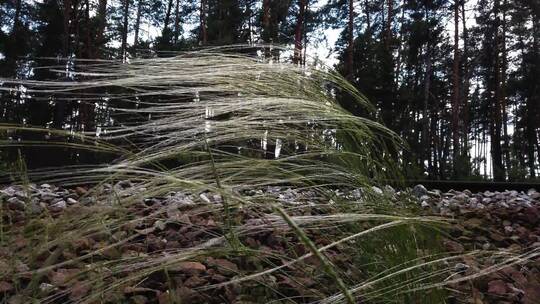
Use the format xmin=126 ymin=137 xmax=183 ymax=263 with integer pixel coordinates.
xmin=461 ymin=0 xmax=470 ymax=159
xmin=430 ymin=105 xmax=439 ymax=177
xmin=501 ymin=0 xmax=511 ymax=177
xmin=491 ymin=0 xmax=504 ymax=181
xmin=62 ymin=0 xmax=73 ymax=56
xmin=164 ymin=0 xmax=173 ymax=32
xmin=133 ymin=0 xmax=142 ymax=48
xmin=423 ymin=5 xmax=432 ymax=177
xmin=262 ymin=0 xmax=270 ymax=42
xmin=365 ymin=0 xmax=371 ymax=32
xmin=347 ymin=0 xmax=354 ymax=79
xmin=246 ymin=0 xmax=253 ymax=43
xmin=441 ymin=123 xmax=451 ymax=179
xmin=84 ymin=0 xmax=92 ymax=58
xmin=385 ymin=0 xmax=393 ymax=48
xmin=261 ymin=0 xmax=271 ymax=57
xmin=80 ymin=0 xmax=94 ymax=137
xmin=96 ymin=0 xmax=107 ymax=57
xmin=394 ymin=1 xmax=405 ymax=84
xmin=120 ymin=0 xmax=130 ymax=60
xmin=74 ymin=0 xmax=82 ymax=58
xmin=423 ymin=52 xmax=432 ymax=177
xmin=302 ymin=0 xmax=309 ymax=66
xmin=200 ymin=0 xmax=207 ymax=44
xmin=12 ymin=0 xmax=21 ymax=34
xmin=174 ymin=0 xmax=181 ymax=44
xmin=526 ymin=1 xmax=539 ymax=177
xmin=452 ymin=0 xmax=460 ymax=176
xmin=293 ymin=0 xmax=306 ymax=64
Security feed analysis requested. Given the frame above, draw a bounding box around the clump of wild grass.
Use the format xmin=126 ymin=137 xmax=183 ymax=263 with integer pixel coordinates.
xmin=1 ymin=49 xmax=538 ymax=303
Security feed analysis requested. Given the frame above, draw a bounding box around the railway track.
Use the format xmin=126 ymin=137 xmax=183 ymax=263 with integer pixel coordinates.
xmin=397 ymin=180 xmax=540 ymax=192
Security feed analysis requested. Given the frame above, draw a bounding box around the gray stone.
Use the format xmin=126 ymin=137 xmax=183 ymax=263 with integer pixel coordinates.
xmin=51 ymin=200 xmax=67 ymax=210
xmin=440 ymin=208 xmax=454 ymax=217
xmin=498 ymin=201 xmax=510 ymax=208
xmin=443 ymin=192 xmax=454 ymax=198
xmin=166 ymin=194 xmax=195 ymax=208
xmin=55 ymin=189 xmax=69 ymax=197
xmin=7 ymin=197 xmax=25 ymax=211
xmin=39 ymin=283 xmax=54 ymax=292
xmin=454 ymin=263 xmax=469 ymax=273
xmin=27 ymin=201 xmax=44 ymax=215
xmin=384 ymin=185 xmax=396 ymax=195
xmin=428 ymin=189 xmax=442 ymax=198
xmin=519 ymin=201 xmax=532 ymax=208
xmin=212 ymin=194 xmax=223 ymax=203
xmin=143 ymin=198 xmax=160 ymax=206
xmin=454 ymin=193 xmax=469 ymax=203
xmin=66 ymin=192 xmax=79 ymax=199
xmin=351 ymin=188 xmax=362 ymax=199
xmin=476 ymin=236 xmax=488 ymax=242
xmin=371 ymin=186 xmax=383 ymax=195
xmin=495 ymin=194 xmax=506 ymax=200
xmin=412 ymin=184 xmax=428 ymax=198
xmin=51 ymin=198 xmax=65 ymax=204
xmin=507 ymin=190 xmax=519 ymax=198
xmin=1 ymin=188 xmax=17 ymax=199
xmin=511 ymin=198 xmax=532 ymax=208
xmin=154 ymin=220 xmax=166 ymax=231
xmin=80 ymin=197 xmax=96 ymax=205
xmin=39 ymin=191 xmax=59 ymax=201
xmin=117 ymin=180 xmax=132 ymax=188
xmin=67 ymin=198 xmax=78 ymax=205
xmin=448 ymin=199 xmax=461 ymax=211
xmin=12 ymin=190 xmax=28 ymax=199
xmin=440 ymin=199 xmax=450 ymax=207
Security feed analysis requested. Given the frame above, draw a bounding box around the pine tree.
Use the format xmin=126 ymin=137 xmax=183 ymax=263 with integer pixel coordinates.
xmin=120 ymin=0 xmax=131 ymax=60
xmin=95 ymin=0 xmax=108 ymax=57
xmin=206 ymin=0 xmax=245 ymax=45
xmin=452 ymin=0 xmax=461 ymax=176
xmin=346 ymin=0 xmax=354 ymax=78
xmin=200 ymin=0 xmax=208 ymax=44
xmin=293 ymin=0 xmax=307 ymax=64
xmin=133 ymin=0 xmax=143 ymax=48
xmin=174 ymin=0 xmax=181 ymax=44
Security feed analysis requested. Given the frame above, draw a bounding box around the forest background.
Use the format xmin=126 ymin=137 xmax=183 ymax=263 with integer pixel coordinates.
xmin=0 ymin=0 xmax=538 ymax=182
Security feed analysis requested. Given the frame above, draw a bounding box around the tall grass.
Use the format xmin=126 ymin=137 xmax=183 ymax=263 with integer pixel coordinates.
xmin=0 ymin=49 xmax=537 ymax=303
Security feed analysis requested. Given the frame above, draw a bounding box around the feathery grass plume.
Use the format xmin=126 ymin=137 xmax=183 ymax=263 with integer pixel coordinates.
xmin=0 ymin=48 xmax=528 ymax=303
